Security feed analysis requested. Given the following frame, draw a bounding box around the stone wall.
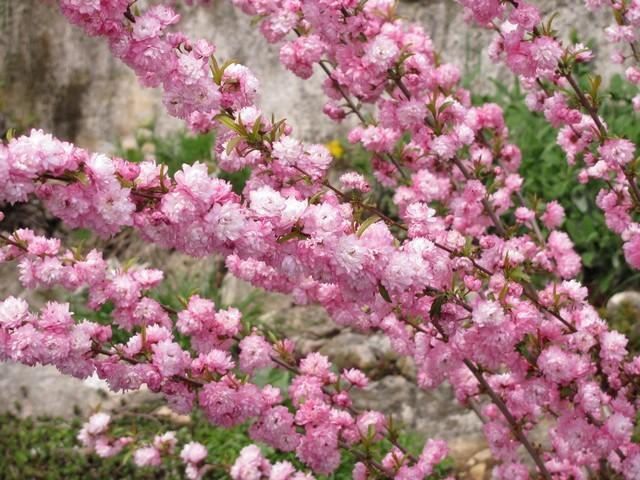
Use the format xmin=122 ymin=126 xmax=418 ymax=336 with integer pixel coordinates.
xmin=0 ymin=0 xmax=614 ymax=150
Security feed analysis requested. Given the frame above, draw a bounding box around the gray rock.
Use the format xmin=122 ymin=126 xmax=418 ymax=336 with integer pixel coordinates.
xmin=320 ymin=332 xmax=396 ymax=378
xmin=0 ymin=362 xmax=156 ymax=418
xmin=607 ymin=290 xmax=640 ymax=313
xmin=606 ymin=291 xmax=640 ymax=340
xmin=353 ymin=375 xmax=484 ymax=443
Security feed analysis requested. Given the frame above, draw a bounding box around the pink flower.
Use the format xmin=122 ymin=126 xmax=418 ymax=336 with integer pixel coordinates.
xmin=531 ymin=36 xmax=563 ymax=73
xmin=624 ymin=232 xmax=640 ymax=269
xmin=133 ymin=447 xmax=162 ymax=467
xmin=151 ymin=340 xmax=191 ymax=377
xmin=280 ymin=35 xmax=325 ymax=79
xmin=180 ymin=442 xmax=208 ymax=464
xmin=342 ymin=368 xmax=369 ymax=388
xmin=472 ymin=300 xmax=506 ymax=327
xmin=538 ymin=346 xmax=591 ymax=384
xmin=230 ymin=444 xmax=270 ymax=479
xmin=599 ymin=139 xmax=636 ymax=166
xmin=0 ymin=297 xmax=31 ymax=329
xmin=249 ymin=406 xmax=300 ymax=452
xmin=339 ymin=172 xmax=370 ymax=193
xmin=541 ymin=201 xmax=565 ymax=229
xmin=86 ymin=412 xmax=111 ymax=435
xmin=508 ymin=3 xmax=540 ymax=30
xmin=299 ymin=352 xmax=333 ymax=381
xmin=239 ymin=334 xmax=274 ymax=374
xmin=363 ymin=35 xmax=399 ymax=72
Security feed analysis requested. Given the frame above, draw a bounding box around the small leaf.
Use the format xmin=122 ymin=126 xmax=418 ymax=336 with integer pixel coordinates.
xmin=122 ymin=257 xmax=139 ymax=272
xmin=430 ymin=295 xmax=446 ymax=319
xmin=308 ymin=190 xmax=326 ymax=205
xmin=510 ymin=266 xmax=531 ymax=283
xmin=251 ymin=116 xmax=263 ymax=140
xmin=277 ymin=231 xmax=309 ymax=244
xmin=438 ymin=100 xmax=454 ymax=115
xmin=72 ymin=171 xmax=90 ymax=186
xmin=378 ymin=282 xmax=392 ymax=303
xmin=250 ymin=13 xmax=268 ymax=26
xmin=225 ymin=136 xmax=243 ymax=156
xmin=213 ymin=114 xmax=244 ymax=135
xmin=267 ymin=330 xmax=278 ymax=344
xmin=356 ymin=215 xmax=381 ymax=238
xmin=210 ymin=56 xmax=221 ymax=84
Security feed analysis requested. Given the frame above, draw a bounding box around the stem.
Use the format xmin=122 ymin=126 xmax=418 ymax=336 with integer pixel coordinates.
xmin=463 ymin=359 xmax=551 ymax=480
xmin=431 ymin=324 xmax=552 ymax=480
xmin=563 ymin=71 xmax=640 ymax=209
xmin=468 ymin=398 xmax=488 ymax=424
xmin=316 ymin=61 xmax=409 ymax=180
xmin=451 ymin=156 xmax=508 ymax=237
xmin=338 ymin=440 xmax=392 ymax=478
xmin=0 ymin=234 xmax=25 ymax=249
xmin=515 ymin=190 xmax=545 ymax=245
xmin=563 ymin=72 xmax=607 ymax=138
xmin=93 ymin=347 xmax=204 ymax=388
xmin=392 ymin=75 xmax=412 ymax=101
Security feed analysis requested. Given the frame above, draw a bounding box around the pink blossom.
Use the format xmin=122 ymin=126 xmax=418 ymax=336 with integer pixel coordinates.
xmin=239 ymin=334 xmax=274 ymax=374
xmin=133 ymin=447 xmax=162 ymax=467
xmin=180 ymin=442 xmax=208 ymax=464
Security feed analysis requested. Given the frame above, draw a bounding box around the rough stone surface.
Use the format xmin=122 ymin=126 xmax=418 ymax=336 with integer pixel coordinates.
xmin=0 ymin=362 xmax=156 ymax=418
xmin=607 ymin=290 xmax=640 ymax=312
xmin=353 ymin=375 xmax=484 ymax=445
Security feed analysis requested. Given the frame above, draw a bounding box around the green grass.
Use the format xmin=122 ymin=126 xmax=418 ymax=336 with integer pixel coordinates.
xmin=0 ymin=405 xmax=451 ymax=479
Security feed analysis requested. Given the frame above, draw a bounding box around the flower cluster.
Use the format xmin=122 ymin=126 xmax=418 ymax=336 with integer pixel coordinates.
xmin=78 ymin=412 xmax=316 ymax=480
xmin=456 ymin=0 xmax=640 ymax=275
xmin=2 ymin=0 xmax=640 ymax=478
xmin=0 ymin=227 xmax=448 ymax=478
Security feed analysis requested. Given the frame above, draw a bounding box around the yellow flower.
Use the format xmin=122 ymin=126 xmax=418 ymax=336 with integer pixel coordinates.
xmin=326 ymin=139 xmax=344 ymax=159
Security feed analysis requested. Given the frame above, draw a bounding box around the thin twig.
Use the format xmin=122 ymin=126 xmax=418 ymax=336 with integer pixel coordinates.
xmin=316 ymin=61 xmax=409 ymax=180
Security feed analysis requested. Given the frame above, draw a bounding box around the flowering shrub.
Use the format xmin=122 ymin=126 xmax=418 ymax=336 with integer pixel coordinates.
xmin=479 ymin=74 xmax=640 ymax=303
xmin=4 ymin=0 xmax=640 ymax=478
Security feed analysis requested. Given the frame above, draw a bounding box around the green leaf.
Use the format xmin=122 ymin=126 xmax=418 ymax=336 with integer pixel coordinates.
xmin=225 ymin=136 xmax=243 ymax=156
xmin=213 ymin=114 xmax=245 ymax=135
xmin=356 ymin=215 xmax=381 ymax=238
xmin=251 ymin=116 xmax=263 ymax=139
xmin=276 ymin=231 xmax=309 ymax=244
xmin=430 ymin=295 xmax=446 ymax=319
xmin=378 ymin=282 xmax=392 ymax=303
